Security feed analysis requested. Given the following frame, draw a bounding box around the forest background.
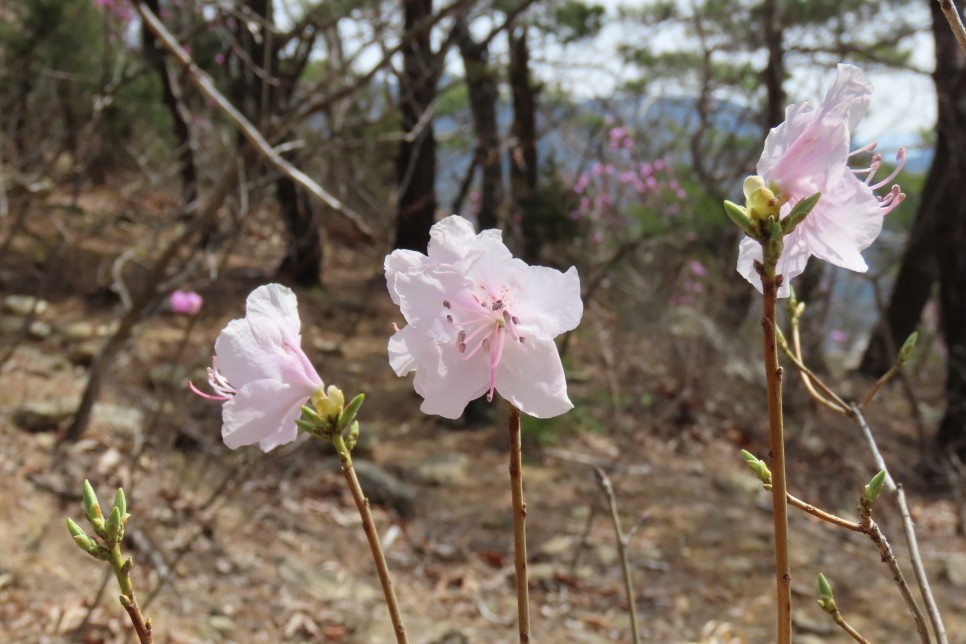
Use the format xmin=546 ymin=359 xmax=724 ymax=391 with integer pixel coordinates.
xmin=1 ymin=0 xmax=966 ymax=642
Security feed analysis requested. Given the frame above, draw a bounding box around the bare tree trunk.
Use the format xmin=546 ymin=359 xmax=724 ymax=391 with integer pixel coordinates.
xmin=141 ymin=0 xmax=198 ymax=203
xmin=394 ymin=0 xmax=438 ymax=252
xmin=761 ymin=0 xmax=785 ymax=135
xmin=456 ymin=15 xmax=502 ymax=230
xmin=860 ymin=0 xmax=962 ymax=377
xmin=276 ymin=167 xmax=323 ymax=287
xmin=507 ymin=25 xmax=538 ymax=259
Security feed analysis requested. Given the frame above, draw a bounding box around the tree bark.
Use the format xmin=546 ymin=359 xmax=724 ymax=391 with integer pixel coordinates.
xmin=276 ymin=170 xmax=323 ymax=286
xmin=141 ymin=0 xmax=198 ymax=204
xmin=507 ymin=25 xmax=539 ymax=259
xmin=394 ymin=0 xmax=438 ymax=252
xmin=456 ymin=15 xmax=502 ymax=230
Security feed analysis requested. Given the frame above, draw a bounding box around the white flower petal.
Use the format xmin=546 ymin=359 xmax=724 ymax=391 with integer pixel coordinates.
xmin=385 ymin=215 xmax=582 ymax=419
xmin=411 ymin=343 xmax=490 ymax=419
xmin=428 ymin=215 xmax=511 ymax=264
xmin=388 ymin=325 xmax=423 ymax=376
xmin=513 ymin=265 xmax=582 ymax=339
xmin=385 ymin=249 xmax=429 ymax=305
xmin=245 ymin=284 xmax=302 ymax=337
xmin=496 ymin=337 xmax=573 ymax=418
xmin=222 ymin=379 xmax=307 ymax=451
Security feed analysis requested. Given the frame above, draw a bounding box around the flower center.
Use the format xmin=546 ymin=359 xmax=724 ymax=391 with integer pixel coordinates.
xmin=443 ymin=284 xmax=525 ymax=402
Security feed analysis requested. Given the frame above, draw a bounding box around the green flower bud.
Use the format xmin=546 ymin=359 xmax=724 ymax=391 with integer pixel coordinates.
xmin=82 ymin=480 xmax=102 ymax=524
xmin=817 ymin=573 xmax=837 ymax=614
xmin=338 ymin=393 xmax=365 ymax=433
xmin=781 ymin=192 xmax=821 ymax=235
xmin=743 ymin=175 xmax=781 ymax=220
xmin=113 ymin=488 xmax=127 ymax=519
xmin=723 ymin=200 xmax=755 ymax=237
xmin=121 ymin=557 xmax=134 ymax=575
xmin=897 ymin=332 xmax=918 ymax=367
xmin=67 ymin=517 xmax=86 ymax=540
xmin=740 ymin=450 xmax=772 ymax=486
xmin=765 ymin=214 xmax=784 ymax=264
xmin=105 ymin=506 xmax=123 ymax=545
xmin=295 ymin=418 xmax=318 ymax=433
xmin=314 ymin=385 xmax=345 ymax=422
xmin=345 ymin=420 xmax=360 ymax=452
xmin=860 ymin=470 xmax=888 ymax=514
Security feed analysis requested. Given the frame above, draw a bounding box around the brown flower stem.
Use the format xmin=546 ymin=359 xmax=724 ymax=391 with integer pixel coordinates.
xmin=332 ymin=435 xmax=408 ymax=644
xmin=506 ymin=403 xmax=531 ymax=642
xmin=760 ymin=266 xmax=792 ymax=644
xmin=594 ymin=468 xmax=641 ymax=644
xmin=786 ymin=493 xmax=862 ymax=532
xmin=118 ymin=591 xmax=153 ymax=644
xmin=109 ymin=545 xmax=153 ymax=644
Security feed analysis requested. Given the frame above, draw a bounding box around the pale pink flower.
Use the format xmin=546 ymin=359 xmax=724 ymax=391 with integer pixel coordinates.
xmin=386 ymin=216 xmax=582 ymax=419
xmin=190 ymin=284 xmax=323 ymax=452
xmin=169 ymin=290 xmax=203 ymax=315
xmin=737 ymin=64 xmax=905 ymax=297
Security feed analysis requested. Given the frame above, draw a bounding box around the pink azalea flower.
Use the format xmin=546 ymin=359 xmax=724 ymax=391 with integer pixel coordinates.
xmin=737 ymin=64 xmax=905 ymax=297
xmin=169 ymin=290 xmax=203 ymax=315
xmin=190 ymin=284 xmax=323 ymax=452
xmin=385 ymin=216 xmax=583 ymax=419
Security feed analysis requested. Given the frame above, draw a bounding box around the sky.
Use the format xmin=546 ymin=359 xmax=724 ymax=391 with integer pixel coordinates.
xmin=313 ymin=0 xmax=937 ymax=153
xmin=536 ymin=0 xmax=937 ymax=149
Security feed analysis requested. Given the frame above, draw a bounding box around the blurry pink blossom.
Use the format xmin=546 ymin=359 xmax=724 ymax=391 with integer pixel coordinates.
xmin=829 ymin=329 xmax=849 ymax=344
xmin=385 ymin=216 xmax=582 ymax=419
xmin=190 ymin=284 xmax=323 ymax=452
xmin=170 ymin=290 xmax=203 ymax=315
xmin=214 ymin=53 xmax=226 ymax=65
xmin=737 ymin=64 xmax=906 ymax=297
xmin=93 ymin=0 xmax=133 ymax=22
xmin=689 ymin=260 xmax=707 ymax=278
xmin=609 ymin=127 xmax=626 ymax=150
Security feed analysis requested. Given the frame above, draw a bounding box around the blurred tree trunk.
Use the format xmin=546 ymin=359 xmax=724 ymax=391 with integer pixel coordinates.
xmin=860 ymin=0 xmax=960 ymax=377
xmin=141 ymin=0 xmax=198 ymax=204
xmin=276 ymin=162 xmax=323 ymax=286
xmin=507 ymin=24 xmax=538 ymax=259
xmin=394 ymin=0 xmax=438 ymax=252
xmin=860 ymin=0 xmax=966 ymax=455
xmin=761 ymin=0 xmax=785 ymax=135
xmin=233 ymin=0 xmax=323 ymax=284
xmin=456 ymin=15 xmax=502 ymax=230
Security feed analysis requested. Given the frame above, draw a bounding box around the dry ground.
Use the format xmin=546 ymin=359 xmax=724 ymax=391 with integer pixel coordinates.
xmin=1 ymin=187 xmax=964 ymax=643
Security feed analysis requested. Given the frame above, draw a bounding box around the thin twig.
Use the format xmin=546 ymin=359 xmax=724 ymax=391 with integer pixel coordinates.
xmin=594 ymin=468 xmax=642 ymax=644
xmin=860 ymin=514 xmax=931 ymax=644
xmin=785 ymin=318 xmax=849 ymax=414
xmin=935 ymin=0 xmax=966 ymax=57
xmin=861 ymin=360 xmax=903 ymax=408
xmin=131 ymin=0 xmax=373 ymax=239
xmin=506 ymin=403 xmax=531 ymax=642
xmin=786 ymin=493 xmax=862 ymax=532
xmin=830 ymin=609 xmax=871 ymax=644
xmin=332 ymin=434 xmax=408 ymax=643
xmin=849 ymin=404 xmax=947 ymax=644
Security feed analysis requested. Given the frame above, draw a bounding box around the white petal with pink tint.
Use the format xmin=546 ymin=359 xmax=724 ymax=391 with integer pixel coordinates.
xmin=193 ymin=283 xmax=324 ymax=452
xmin=386 ymin=215 xmax=582 ymax=419
xmin=737 ymin=64 xmax=904 ymax=297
